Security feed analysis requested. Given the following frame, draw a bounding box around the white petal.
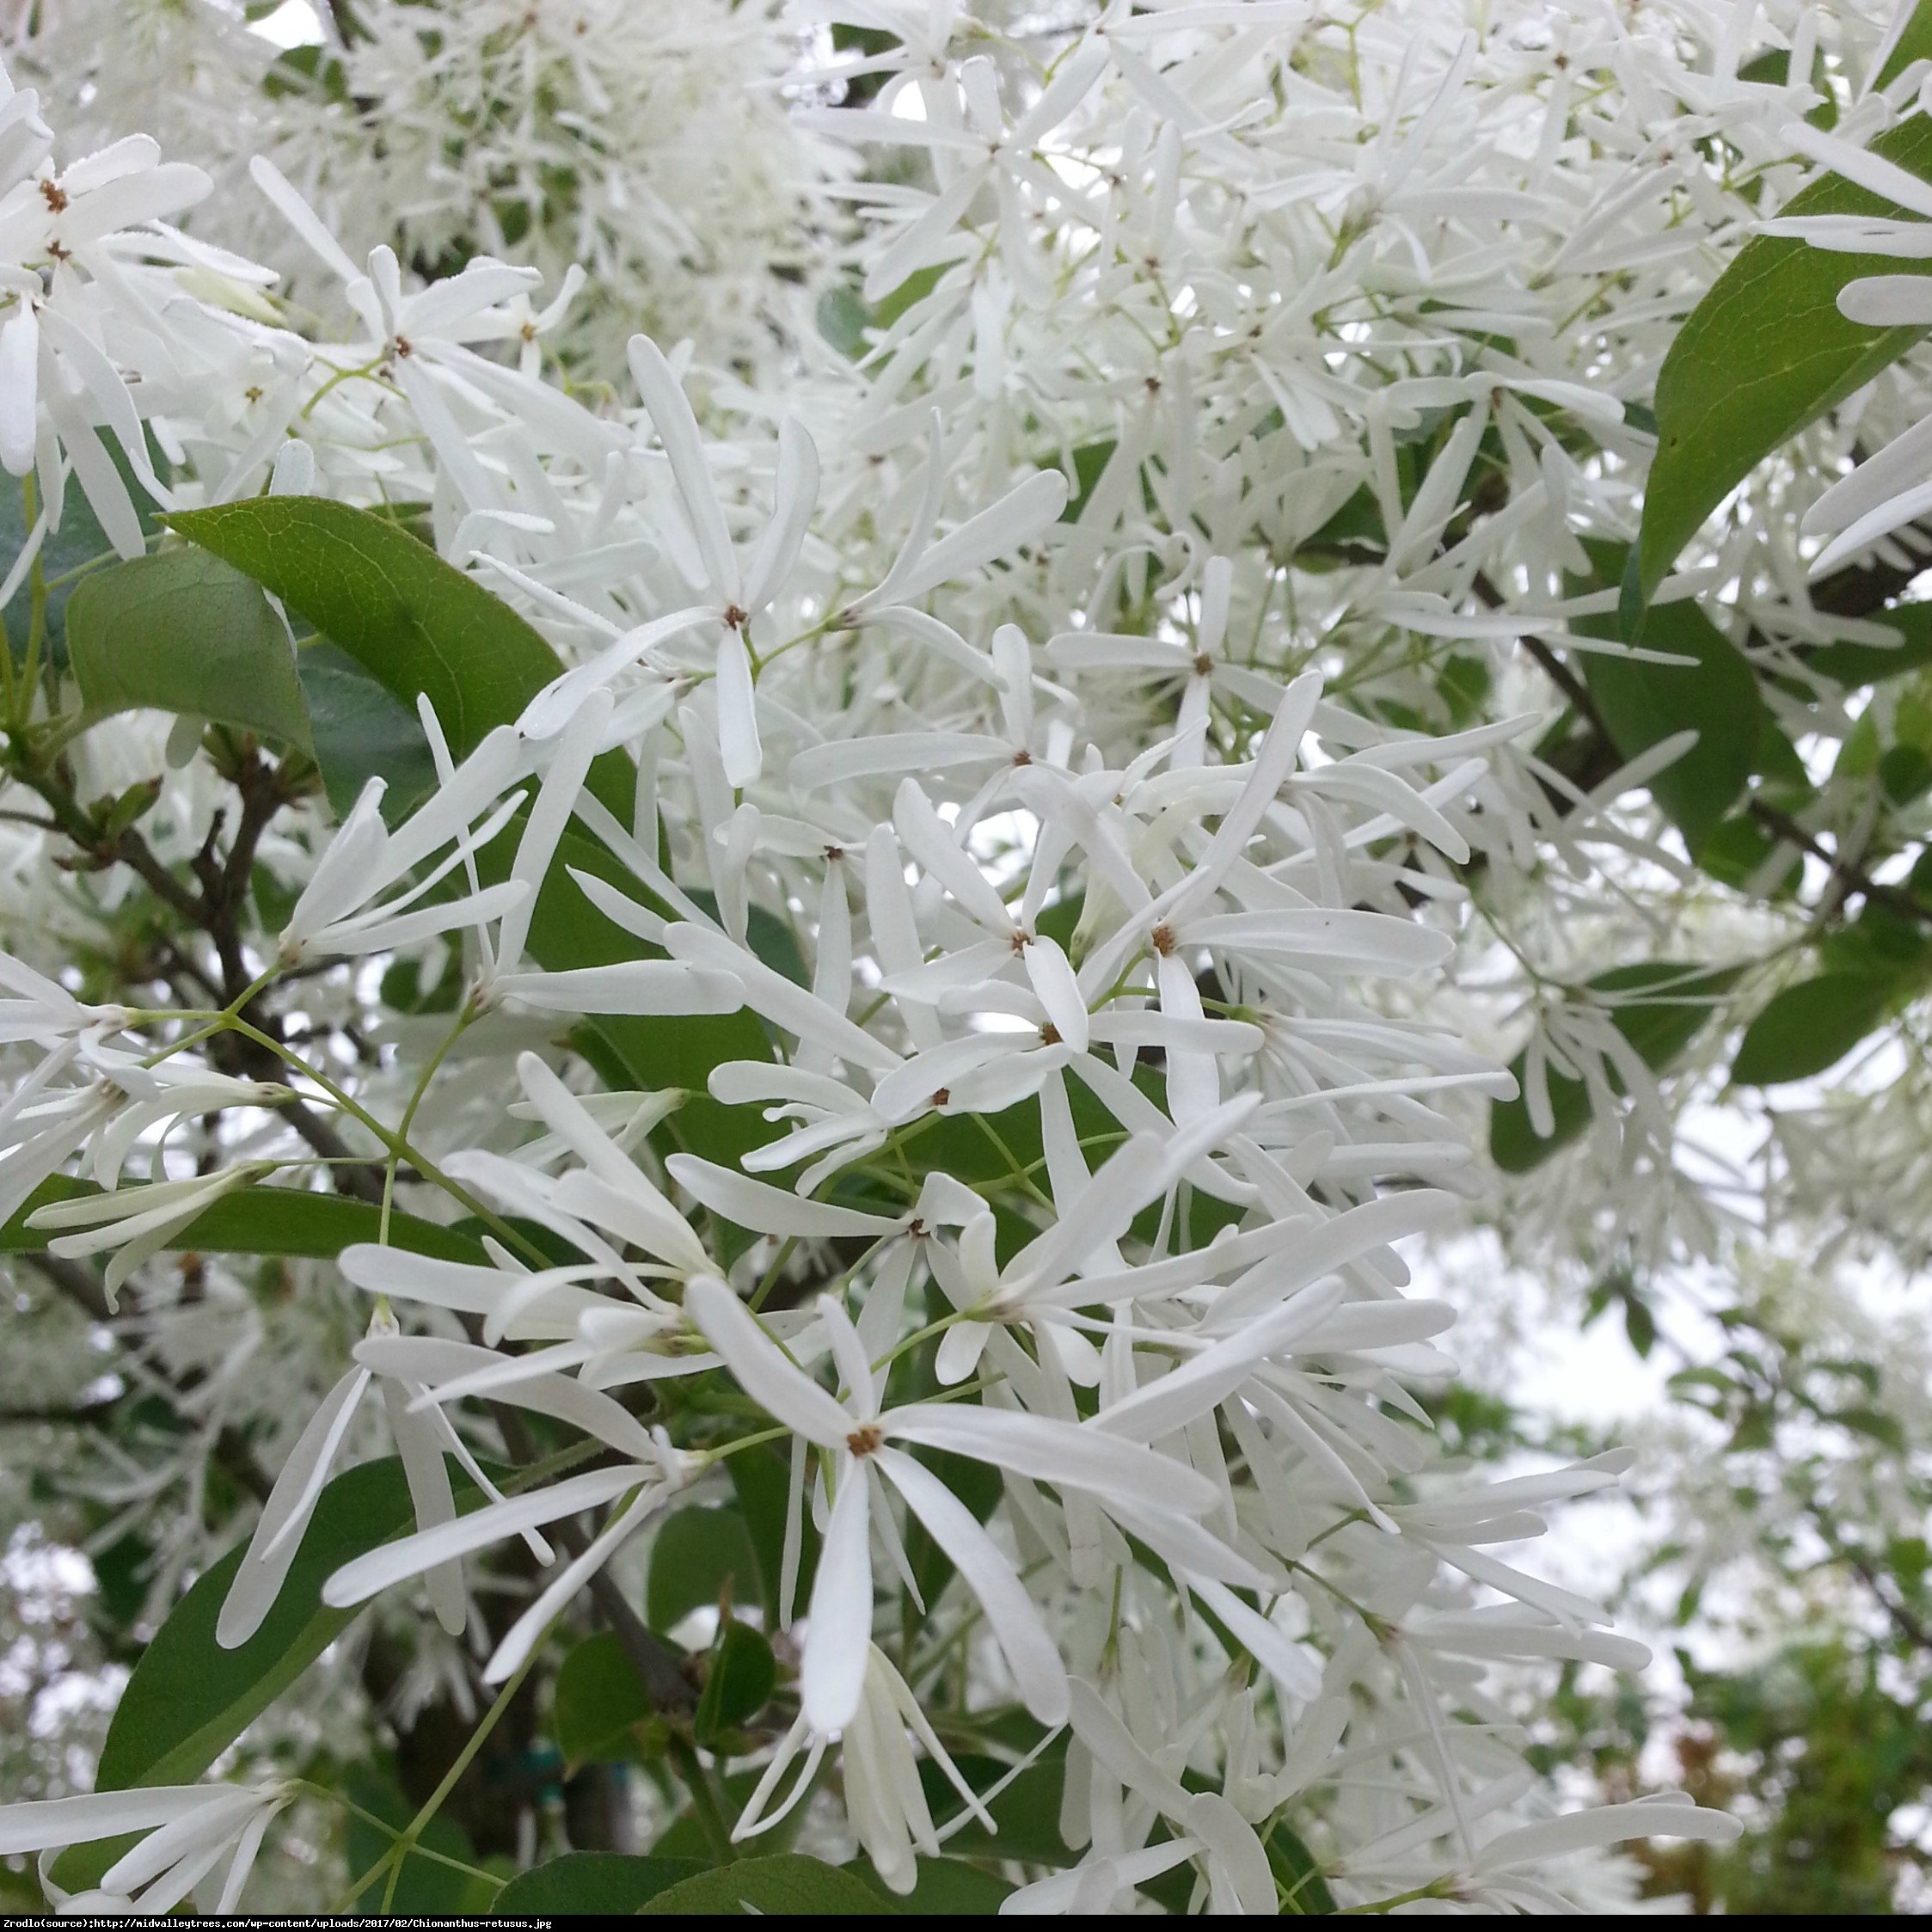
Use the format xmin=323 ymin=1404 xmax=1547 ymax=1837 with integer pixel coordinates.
xmin=715 ymin=629 xmax=763 ymax=788
xmin=495 ymin=689 xmax=612 ymax=976
xmin=878 ymin=1448 xmax=1068 ymax=1724
xmin=1094 ymin=1284 xmax=1346 ymax=1443
xmin=892 ymin=779 xmax=1014 ymax=932
xmin=1021 ymin=934 xmax=1089 ymax=1052
xmin=667 ymin=923 xmax=902 ymax=1073
xmin=0 ymin=304 xmax=38 ymax=475
xmin=665 ymin=1155 xmax=900 ymax=1239
xmin=1782 ymin=120 xmax=1932 ymax=221
xmin=884 ymin=1404 xmax=1216 ymax=1516
xmin=790 ymin=732 xmax=1009 ymax=793
xmin=99 ymin=1788 xmax=261 ymax=1898
xmin=801 ymin=1464 xmax=873 ymax=1733
xmin=551 ymin=1168 xmax=712 ymax=1277
xmin=248 ymin=156 xmax=365 ymax=283
xmin=1185 ymin=908 xmax=1453 ymax=973
xmin=322 ymin=1465 xmax=646 ymax=1608
xmin=1837 ymin=273 xmax=1932 ymax=326
xmin=1186 ymin=1573 xmax=1322 ymax=1702
xmin=484 ymin=1483 xmax=665 ymax=1684
xmin=0 ymin=1788 xmax=215 ymax=1856
xmin=381 ymin=1383 xmax=466 ymax=1636
xmin=628 ymin=334 xmax=739 ymax=604
xmin=685 ymin=1277 xmax=856 ymax=1447
xmin=354 ymin=1335 xmax=659 ymax=1462
xmin=1185 ymin=1793 xmax=1273 ymax=1916
xmin=883 ymin=469 xmax=1069 ymax=607
xmin=216 ymin=1367 xmax=368 ymax=1648
xmin=1475 ymin=1797 xmax=1741 ymax=1872
xmin=494 ymin=962 xmax=743 ymax=1015
xmin=742 ymin=416 xmax=819 ymax=612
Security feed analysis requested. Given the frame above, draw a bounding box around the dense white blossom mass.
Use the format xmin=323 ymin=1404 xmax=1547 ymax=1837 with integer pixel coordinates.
xmin=6 ymin=0 xmax=1930 ymax=1912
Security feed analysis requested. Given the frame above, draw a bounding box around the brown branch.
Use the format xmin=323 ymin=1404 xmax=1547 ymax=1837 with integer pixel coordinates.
xmin=1745 ymin=799 xmax=1925 ymax=924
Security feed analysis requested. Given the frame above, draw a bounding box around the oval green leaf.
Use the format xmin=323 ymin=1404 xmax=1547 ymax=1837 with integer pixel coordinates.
xmin=2 ymin=1175 xmax=487 ymax=1264
xmin=66 ymin=549 xmax=313 ymax=751
xmin=647 ymin=1504 xmax=760 ymax=1633
xmin=554 ymin=1630 xmax=654 ymax=1770
xmin=637 ymin=1854 xmax=899 ymax=1916
xmin=1635 ymin=114 xmax=1932 ymax=612
xmin=494 ymin=1853 xmax=706 ymax=1914
xmin=1730 ymin=969 xmax=1905 ymax=1085
xmin=96 ymin=1457 xmax=423 ymax=1791
xmin=167 ymin=497 xmax=567 ymax=762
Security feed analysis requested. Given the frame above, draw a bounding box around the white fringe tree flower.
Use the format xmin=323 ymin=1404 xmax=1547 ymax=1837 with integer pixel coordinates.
xmin=10 ymin=0 xmax=1932 ymax=1913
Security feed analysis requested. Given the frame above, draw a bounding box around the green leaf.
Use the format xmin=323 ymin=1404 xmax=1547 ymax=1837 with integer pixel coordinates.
xmin=923 ymin=1741 xmax=1076 ymax=1866
xmin=167 ymin=497 xmax=575 ymax=768
xmin=1836 ymin=1404 xmax=1908 ymax=1451
xmin=1490 ymin=963 xmax=1741 ymax=1172
xmin=1696 ymin=812 xmax=1800 ymax=896
xmin=1267 ymin=1818 xmax=1338 ymax=1915
xmin=553 ymin=1630 xmax=653 ymax=1770
xmin=298 ymin=641 xmax=440 ymax=823
xmin=818 ymin=282 xmax=871 ymax=359
xmin=96 ymin=1458 xmax=422 ymax=1790
xmin=0 ymin=1175 xmax=487 ymax=1263
xmin=1878 ymin=1 xmax=1932 ymax=89
xmin=647 ymin=1504 xmax=760 ymax=1632
xmin=493 ymin=1853 xmax=705 ymax=1913
xmin=852 ymin=1855 xmax=1015 ymax=1912
xmin=637 ymin=1854 xmax=899 ymax=1916
xmin=1624 ymin=1291 xmax=1659 ymax=1360
xmin=1062 ymin=438 xmax=1118 ymax=523
xmin=1635 ymin=114 xmax=1932 ymax=612
xmin=2 ymin=445 xmax=163 ymax=663
xmin=57 ymin=1457 xmax=502 ymax=1896
xmin=1801 ymin=603 xmax=1932 ymax=687
xmin=727 ymin=1442 xmax=819 ymax=1625
xmin=1573 ymin=546 xmax=1765 ymax=856
xmin=1731 ymin=970 xmax=1910 ymax=1084
xmin=694 ymin=1617 xmax=776 ymax=1745
xmin=65 ymin=549 xmax=313 ymax=751
xmin=169 ymin=495 xmax=775 ymax=1166
xmin=264 ymin=40 xmax=350 ymax=105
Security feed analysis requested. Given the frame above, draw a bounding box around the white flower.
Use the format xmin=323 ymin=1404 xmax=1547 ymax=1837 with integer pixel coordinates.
xmin=0 ymin=1780 xmax=291 ymax=1917
xmin=736 ymin=1643 xmax=1002 ymax=1895
xmin=0 ymin=948 xmax=126 ymax=1046
xmin=324 ymin=1431 xmax=695 ymax=1684
xmin=0 ymin=1043 xmax=279 ymax=1239
xmin=28 ymin=1162 xmax=267 ymax=1309
xmin=687 ymin=1275 xmax=1222 ymax=1733
xmin=623 ymin=334 xmax=819 ymax=786
xmin=276 ymin=725 xmax=531 ymax=965
xmin=0 ymin=65 xmax=207 ymax=550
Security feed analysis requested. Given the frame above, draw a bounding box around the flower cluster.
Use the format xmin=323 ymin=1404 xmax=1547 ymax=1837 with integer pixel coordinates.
xmin=12 ymin=0 xmax=1893 ymax=1911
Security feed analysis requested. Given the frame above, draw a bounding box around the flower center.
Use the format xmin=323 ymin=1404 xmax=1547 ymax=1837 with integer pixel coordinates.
xmin=846 ymin=1424 xmax=883 ymax=1457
